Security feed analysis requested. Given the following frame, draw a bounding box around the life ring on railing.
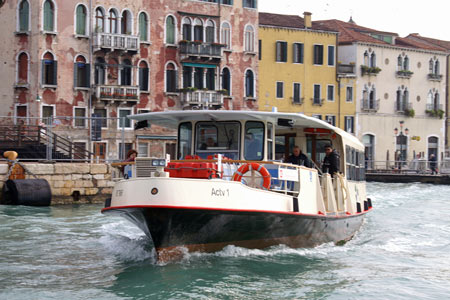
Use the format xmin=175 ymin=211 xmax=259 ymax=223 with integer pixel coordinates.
xmin=232 ymin=163 xmax=271 ymax=190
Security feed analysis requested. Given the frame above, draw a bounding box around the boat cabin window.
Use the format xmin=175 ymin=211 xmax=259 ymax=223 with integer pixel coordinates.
xmin=195 ymin=121 xmax=240 ymax=159
xmin=267 ymin=122 xmax=274 ymax=160
xmin=346 ymin=145 xmax=365 ymax=181
xmin=307 ymin=138 xmax=332 ymax=165
xmin=244 ymin=121 xmax=264 ymax=161
xmin=178 ymin=122 xmax=192 ymax=159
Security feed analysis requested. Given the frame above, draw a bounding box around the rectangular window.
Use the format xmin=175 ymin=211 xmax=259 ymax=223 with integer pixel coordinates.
xmin=74 ymin=142 xmax=87 ymax=160
xmin=293 ymin=43 xmax=304 ymax=63
xmin=119 ymin=143 xmax=133 ymax=160
xmin=346 ymin=86 xmax=353 ymax=102
xmin=276 ymin=41 xmax=287 ymax=62
xmin=312 ymin=114 xmax=322 ymax=120
xmin=313 ymin=84 xmax=321 ymax=103
xmin=15 ymin=105 xmax=28 ymax=124
xmin=93 ymin=108 xmax=107 ymax=128
xmin=118 ymin=109 xmax=132 ymax=129
xmin=138 ymin=142 xmax=149 ymax=157
xmin=42 ymin=60 xmax=57 ymax=86
xmin=325 ymin=115 xmax=336 ymax=126
xmin=139 ymin=67 xmax=149 ymax=91
xmin=258 ymin=40 xmax=262 ymax=60
xmin=243 ymin=0 xmax=256 ymax=8
xmin=42 ymin=105 xmax=54 ymax=125
xmin=276 ymin=82 xmax=284 ymax=98
xmin=345 ymin=116 xmax=354 ymax=133
xmin=313 ymin=45 xmax=323 ymax=65
xmin=328 ymin=45 xmax=335 ymax=66
xmin=74 ymin=107 xmax=86 ymax=128
xmin=293 ymin=83 xmax=301 ymax=104
xmin=327 ymin=85 xmax=334 ymax=101
xmin=74 ymin=63 xmax=90 ymax=88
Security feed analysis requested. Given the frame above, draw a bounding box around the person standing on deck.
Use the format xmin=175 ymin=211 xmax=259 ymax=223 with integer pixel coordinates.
xmin=322 ymin=145 xmax=340 ymax=176
xmin=286 ymin=146 xmax=312 ymax=168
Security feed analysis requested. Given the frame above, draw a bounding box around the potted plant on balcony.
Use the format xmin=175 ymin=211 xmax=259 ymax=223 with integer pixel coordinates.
xmin=217 ymin=89 xmax=229 ymax=95
xmin=405 ymin=108 xmax=415 ymax=118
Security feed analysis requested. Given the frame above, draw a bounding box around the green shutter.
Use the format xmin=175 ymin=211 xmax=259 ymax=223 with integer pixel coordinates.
xmin=76 ymin=5 xmax=86 ymax=35
xmin=139 ymin=13 xmax=147 ymax=41
xmin=166 ymin=16 xmax=174 ymax=44
xmin=44 ymin=1 xmax=54 ymax=31
xmin=19 ymin=1 xmax=29 ymax=31
xmin=52 ymin=60 xmax=57 ymax=85
xmin=85 ymin=64 xmax=90 ymax=88
xmin=41 ymin=60 xmax=45 ymax=84
xmin=73 ymin=63 xmax=78 ymax=87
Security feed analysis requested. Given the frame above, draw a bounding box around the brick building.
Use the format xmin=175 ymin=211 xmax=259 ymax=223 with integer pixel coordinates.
xmin=0 ymin=0 xmax=258 ymax=161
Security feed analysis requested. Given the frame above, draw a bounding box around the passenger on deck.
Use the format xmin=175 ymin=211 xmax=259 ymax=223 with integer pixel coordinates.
xmin=322 ymin=145 xmax=340 ymax=176
xmin=286 ymin=146 xmax=312 ymax=168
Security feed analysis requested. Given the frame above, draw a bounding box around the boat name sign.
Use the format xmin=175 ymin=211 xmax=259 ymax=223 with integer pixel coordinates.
xmin=211 ymin=188 xmax=230 ymax=197
xmin=279 ymin=168 xmax=299 ymax=181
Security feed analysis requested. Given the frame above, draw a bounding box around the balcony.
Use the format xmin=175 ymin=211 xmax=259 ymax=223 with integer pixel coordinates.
xmin=425 ymin=104 xmax=444 ymax=119
xmin=95 ymin=85 xmax=139 ymax=103
xmin=93 ymin=33 xmax=139 ymax=53
xmin=396 ymin=70 xmax=413 ymax=79
xmin=361 ymin=99 xmax=380 ymax=112
xmin=427 ymin=73 xmax=443 ymax=81
xmin=311 ymin=98 xmax=324 ymax=106
xmin=292 ymin=97 xmax=304 ymax=105
xmin=179 ymin=41 xmax=223 ymax=60
xmin=337 ymin=63 xmax=356 ymax=76
xmin=395 ymin=101 xmax=414 ymax=117
xmin=181 ymin=90 xmax=224 ymax=109
xmin=361 ymin=65 xmax=381 ymax=76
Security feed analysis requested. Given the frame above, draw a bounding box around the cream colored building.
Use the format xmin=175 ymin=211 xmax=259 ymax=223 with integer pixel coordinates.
xmin=318 ymin=20 xmax=447 ymax=167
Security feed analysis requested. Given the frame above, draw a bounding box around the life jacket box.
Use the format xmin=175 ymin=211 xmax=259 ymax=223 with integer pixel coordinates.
xmin=165 ymin=162 xmax=219 ymax=179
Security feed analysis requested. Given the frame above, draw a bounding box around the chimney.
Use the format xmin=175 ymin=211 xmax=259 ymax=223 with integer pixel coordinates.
xmin=304 ymin=12 xmax=312 ymax=29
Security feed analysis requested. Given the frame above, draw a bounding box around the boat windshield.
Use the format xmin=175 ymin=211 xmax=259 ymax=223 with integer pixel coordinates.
xmin=195 ymin=121 xmax=240 ymax=159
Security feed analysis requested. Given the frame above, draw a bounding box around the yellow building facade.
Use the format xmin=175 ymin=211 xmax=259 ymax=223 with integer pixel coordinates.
xmin=258 ymin=13 xmax=356 ymax=132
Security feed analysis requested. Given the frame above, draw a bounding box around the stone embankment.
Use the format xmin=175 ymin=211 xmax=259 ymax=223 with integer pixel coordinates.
xmin=0 ymin=163 xmax=114 ymax=205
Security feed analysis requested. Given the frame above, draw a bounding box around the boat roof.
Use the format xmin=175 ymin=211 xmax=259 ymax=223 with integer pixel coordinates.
xmin=130 ymin=110 xmax=363 ymax=149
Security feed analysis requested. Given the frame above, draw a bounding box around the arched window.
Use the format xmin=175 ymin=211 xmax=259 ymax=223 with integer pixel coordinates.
xmin=17 ymin=52 xmax=29 ymax=84
xmin=403 ymin=56 xmax=409 ymax=70
xmin=109 ymin=10 xmax=118 ymax=34
xmin=165 ymin=16 xmax=175 ymax=44
xmin=206 ymin=68 xmax=215 ymax=90
xmin=397 ymin=55 xmax=402 ymax=69
xmin=434 ymin=60 xmax=440 ymax=74
xmin=95 ymin=8 xmax=104 ymax=33
xmin=194 ymin=19 xmax=203 ymax=42
xmin=182 ymin=18 xmax=192 ymax=41
xmin=363 ymin=51 xmax=369 ymax=66
xmin=43 ymin=0 xmax=55 ymax=32
xmin=396 ymin=89 xmax=402 ymax=111
xmin=245 ymin=69 xmax=254 ymax=97
xmin=18 ymin=0 xmax=29 ymax=32
xmin=121 ymin=59 xmax=132 ymax=86
xmin=434 ymin=92 xmax=440 ymax=109
xmin=428 ymin=137 xmax=438 ymax=158
xmin=139 ymin=61 xmax=149 ymax=91
xmin=369 ymin=89 xmax=375 ymax=109
xmin=42 ymin=52 xmax=57 ymax=85
xmin=206 ymin=20 xmax=215 ymax=43
xmin=139 ymin=12 xmax=148 ymax=42
xmin=370 ymin=52 xmax=376 ymax=67
xmin=121 ymin=10 xmax=132 ymax=35
xmin=165 ymin=62 xmax=177 ymax=92
xmin=429 ymin=59 xmax=434 ymax=73
xmin=222 ymin=67 xmax=231 ymax=95
xmin=75 ymin=5 xmax=87 ymax=35
xmin=94 ymin=57 xmax=106 ymax=85
xmin=244 ymin=25 xmax=254 ymax=52
xmin=74 ymin=55 xmax=90 ymax=88
xmin=221 ymin=22 xmax=231 ymax=49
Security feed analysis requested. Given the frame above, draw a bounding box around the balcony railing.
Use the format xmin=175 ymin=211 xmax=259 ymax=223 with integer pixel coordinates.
xmin=311 ymin=98 xmax=324 ymax=106
xmin=95 ymin=85 xmax=139 ymax=102
xmin=181 ymin=90 xmax=224 ymax=108
xmin=179 ymin=41 xmax=223 ymax=58
xmin=427 ymin=73 xmax=443 ymax=81
xmin=337 ymin=63 xmax=355 ymax=75
xmin=93 ymin=33 xmax=139 ymax=52
xmin=425 ymin=104 xmax=444 ymax=118
xmin=361 ymin=65 xmax=381 ymax=76
xmin=292 ymin=97 xmax=304 ymax=105
xmin=395 ymin=101 xmax=413 ymax=115
xmin=396 ymin=70 xmax=413 ymax=78
xmin=361 ymin=99 xmax=380 ymax=112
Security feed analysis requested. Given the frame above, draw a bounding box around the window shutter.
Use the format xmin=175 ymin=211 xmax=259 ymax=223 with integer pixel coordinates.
xmin=282 ymin=42 xmax=287 ymax=62
xmin=52 ymin=61 xmax=57 ymax=85
xmin=85 ymin=64 xmax=91 ymax=88
xmin=73 ymin=63 xmax=78 ymax=87
xmin=41 ymin=60 xmax=45 ymax=84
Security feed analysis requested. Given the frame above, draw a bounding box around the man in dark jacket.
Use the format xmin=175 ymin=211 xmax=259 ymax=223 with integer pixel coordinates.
xmin=322 ymin=145 xmax=340 ymax=175
xmin=429 ymin=154 xmax=438 ymax=175
xmin=286 ymin=146 xmax=312 ymax=168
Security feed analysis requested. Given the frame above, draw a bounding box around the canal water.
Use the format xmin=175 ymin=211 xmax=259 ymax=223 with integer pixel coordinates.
xmin=1 ymin=182 xmax=449 ymax=300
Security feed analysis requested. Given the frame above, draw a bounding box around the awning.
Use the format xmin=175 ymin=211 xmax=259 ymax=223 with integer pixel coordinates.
xmin=182 ymin=62 xmax=217 ymax=69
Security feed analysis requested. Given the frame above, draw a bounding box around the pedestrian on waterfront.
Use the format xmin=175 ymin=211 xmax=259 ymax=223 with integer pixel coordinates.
xmin=124 ymin=149 xmax=138 ymax=162
xmin=429 ymin=154 xmax=438 ymax=175
xmin=286 ymin=146 xmax=312 ymax=168
xmin=322 ymin=145 xmax=340 ymax=176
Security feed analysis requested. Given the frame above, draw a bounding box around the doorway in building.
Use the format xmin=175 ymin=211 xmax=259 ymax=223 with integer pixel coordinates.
xmin=93 ymin=142 xmax=106 ymax=161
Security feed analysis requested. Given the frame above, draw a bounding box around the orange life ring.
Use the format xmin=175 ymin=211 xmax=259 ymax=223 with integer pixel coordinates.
xmin=232 ymin=163 xmax=271 ymax=190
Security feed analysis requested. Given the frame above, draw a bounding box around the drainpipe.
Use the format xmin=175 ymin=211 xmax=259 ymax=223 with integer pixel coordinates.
xmin=336 ymin=33 xmax=341 ymax=128
xmin=88 ymin=0 xmax=93 ymax=161
xmin=446 ymin=54 xmax=449 ymax=152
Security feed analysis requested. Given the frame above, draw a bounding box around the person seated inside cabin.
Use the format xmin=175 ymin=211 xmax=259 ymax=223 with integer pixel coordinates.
xmin=200 ymin=137 xmax=218 ymax=150
xmin=286 ymin=146 xmax=312 ymax=168
xmin=245 ymin=133 xmax=262 ymax=160
xmin=322 ymin=145 xmax=340 ymax=176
